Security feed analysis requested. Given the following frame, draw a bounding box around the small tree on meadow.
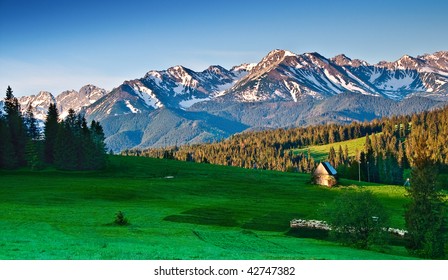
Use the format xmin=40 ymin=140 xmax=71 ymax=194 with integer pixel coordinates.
xmin=325 ymin=190 xmax=389 ymax=249
xmin=114 ymin=211 xmax=129 ymax=226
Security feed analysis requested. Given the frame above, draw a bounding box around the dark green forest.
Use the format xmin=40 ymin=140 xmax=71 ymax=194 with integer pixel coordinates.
xmin=0 ymin=86 xmax=107 ymax=170
xmin=123 ymin=105 xmax=448 ymax=185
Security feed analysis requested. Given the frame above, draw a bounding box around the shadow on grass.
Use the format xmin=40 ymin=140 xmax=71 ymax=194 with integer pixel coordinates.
xmin=164 ymin=207 xmax=239 ymax=227
xmin=286 ymin=227 xmax=330 ymax=240
xmin=242 ymin=212 xmax=301 ymax=232
xmin=286 ymin=227 xmax=410 ymax=256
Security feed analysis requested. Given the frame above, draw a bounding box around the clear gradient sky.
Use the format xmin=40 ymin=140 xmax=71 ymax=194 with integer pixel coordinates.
xmin=1 ymin=0 xmax=447 ymax=97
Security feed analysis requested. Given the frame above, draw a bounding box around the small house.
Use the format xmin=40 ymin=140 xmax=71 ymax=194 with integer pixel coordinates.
xmin=313 ymin=162 xmax=338 ymax=187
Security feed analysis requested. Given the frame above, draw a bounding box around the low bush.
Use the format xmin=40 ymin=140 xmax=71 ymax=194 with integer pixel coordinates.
xmin=114 ymin=211 xmax=129 ymax=226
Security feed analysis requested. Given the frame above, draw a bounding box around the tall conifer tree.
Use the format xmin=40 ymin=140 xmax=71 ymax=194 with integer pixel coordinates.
xmin=3 ymin=86 xmax=26 ymax=166
xmin=24 ymin=105 xmax=40 ymax=140
xmin=405 ymin=130 xmax=446 ymax=259
xmin=0 ymin=113 xmax=16 ymax=168
xmin=43 ymin=103 xmax=59 ymax=164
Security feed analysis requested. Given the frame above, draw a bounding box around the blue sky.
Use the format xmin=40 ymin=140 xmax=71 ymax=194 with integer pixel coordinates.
xmin=1 ymin=0 xmax=447 ymax=97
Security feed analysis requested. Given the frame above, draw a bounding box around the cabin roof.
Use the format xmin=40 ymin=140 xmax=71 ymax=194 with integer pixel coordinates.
xmin=320 ymin=162 xmax=337 ymax=175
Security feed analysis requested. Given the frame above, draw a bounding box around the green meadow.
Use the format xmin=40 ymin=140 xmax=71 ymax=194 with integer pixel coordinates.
xmin=0 ymin=156 xmax=419 ymax=260
xmin=293 ymin=135 xmax=372 ymax=161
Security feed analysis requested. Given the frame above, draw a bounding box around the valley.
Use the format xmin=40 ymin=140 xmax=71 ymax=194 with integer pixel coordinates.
xmin=0 ymin=156 xmax=420 ymax=260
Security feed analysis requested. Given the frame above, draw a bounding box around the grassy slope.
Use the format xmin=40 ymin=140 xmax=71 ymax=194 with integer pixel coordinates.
xmin=293 ymin=135 xmax=371 ymax=162
xmin=0 ymin=156 xmax=416 ymax=260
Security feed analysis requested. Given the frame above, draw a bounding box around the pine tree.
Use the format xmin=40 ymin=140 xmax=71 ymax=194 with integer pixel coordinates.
xmin=405 ymin=135 xmax=446 ymax=259
xmin=338 ymin=145 xmax=344 ymax=165
xmin=79 ymin=116 xmax=90 ymax=169
xmin=0 ymin=114 xmax=16 ymax=169
xmin=3 ymin=86 xmax=27 ymax=166
xmin=397 ymin=140 xmax=405 ymax=167
xmin=54 ymin=120 xmax=77 ymax=170
xmin=24 ymin=105 xmax=40 ymax=140
xmin=43 ymin=103 xmax=59 ymax=164
xmin=57 ymin=109 xmax=80 ymax=170
xmin=25 ymin=140 xmax=43 ymax=170
xmin=90 ymin=120 xmax=107 ymax=169
xmin=328 ymin=146 xmax=337 ymax=167
xmin=344 ymin=145 xmax=349 ymax=163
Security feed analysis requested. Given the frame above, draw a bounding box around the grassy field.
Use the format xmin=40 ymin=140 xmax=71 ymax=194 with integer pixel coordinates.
xmin=293 ymin=134 xmax=373 ymax=161
xmin=0 ymin=156 xmax=419 ymax=260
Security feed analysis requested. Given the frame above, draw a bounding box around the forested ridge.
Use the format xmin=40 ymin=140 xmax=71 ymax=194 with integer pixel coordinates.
xmin=123 ymin=105 xmax=448 ymax=185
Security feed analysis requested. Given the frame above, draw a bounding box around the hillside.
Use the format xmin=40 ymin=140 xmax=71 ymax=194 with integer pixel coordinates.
xmin=0 ymin=156 xmax=421 ymax=260
xmin=293 ymin=135 xmax=373 ymax=162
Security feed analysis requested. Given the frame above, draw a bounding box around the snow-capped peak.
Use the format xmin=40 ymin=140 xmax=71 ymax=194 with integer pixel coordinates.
xmin=331 ymin=54 xmax=352 ymax=65
xmin=168 ymin=65 xmax=189 ymax=76
xmin=244 ymin=49 xmax=297 ymax=80
xmin=17 ymin=91 xmax=56 ymax=120
xmin=284 ymin=50 xmax=297 ymax=57
xmin=265 ymin=49 xmax=297 ymax=60
xmin=206 ymin=65 xmax=227 ymax=74
xmin=331 ymin=54 xmax=369 ymax=67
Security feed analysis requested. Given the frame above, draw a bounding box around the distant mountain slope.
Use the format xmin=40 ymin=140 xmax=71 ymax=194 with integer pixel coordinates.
xmin=101 ymin=108 xmax=249 ymax=152
xmin=7 ymin=49 xmax=448 ymax=152
xmin=191 ymin=93 xmax=445 ymax=129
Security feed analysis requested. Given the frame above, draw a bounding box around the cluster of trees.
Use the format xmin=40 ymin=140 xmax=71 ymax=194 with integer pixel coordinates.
xmin=331 ymin=133 xmax=405 ymax=185
xmin=46 ymin=105 xmax=107 ymax=170
xmin=0 ymin=86 xmax=38 ymax=169
xmin=334 ymin=108 xmax=448 ymax=185
xmin=123 ymin=121 xmax=382 ymax=173
xmin=0 ymin=86 xmax=107 ymax=170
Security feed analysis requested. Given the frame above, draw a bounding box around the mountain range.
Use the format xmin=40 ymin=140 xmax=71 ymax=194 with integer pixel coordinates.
xmin=5 ymin=50 xmax=448 ymax=152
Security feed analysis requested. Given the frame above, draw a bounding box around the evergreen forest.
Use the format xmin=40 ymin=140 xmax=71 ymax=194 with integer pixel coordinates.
xmin=0 ymin=86 xmax=107 ymax=170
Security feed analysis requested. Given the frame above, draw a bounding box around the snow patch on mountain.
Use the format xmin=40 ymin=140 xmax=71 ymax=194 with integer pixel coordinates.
xmin=179 ymin=97 xmax=211 ymax=109
xmin=131 ymin=81 xmax=163 ymax=109
xmin=125 ymin=100 xmax=140 ymax=113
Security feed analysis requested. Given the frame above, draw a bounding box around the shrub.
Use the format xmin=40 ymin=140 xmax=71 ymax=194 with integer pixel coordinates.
xmin=114 ymin=211 xmax=129 ymax=226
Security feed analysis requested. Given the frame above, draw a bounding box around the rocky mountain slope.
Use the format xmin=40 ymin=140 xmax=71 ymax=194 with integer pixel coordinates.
xmin=5 ymin=50 xmax=447 ymax=152
xmin=223 ymin=50 xmax=448 ymax=102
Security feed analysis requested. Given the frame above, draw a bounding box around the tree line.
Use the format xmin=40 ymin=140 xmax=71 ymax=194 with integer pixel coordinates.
xmin=123 ymin=106 xmax=448 ymax=185
xmin=122 ymin=121 xmax=382 ymax=173
xmin=0 ymin=86 xmax=107 ymax=170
